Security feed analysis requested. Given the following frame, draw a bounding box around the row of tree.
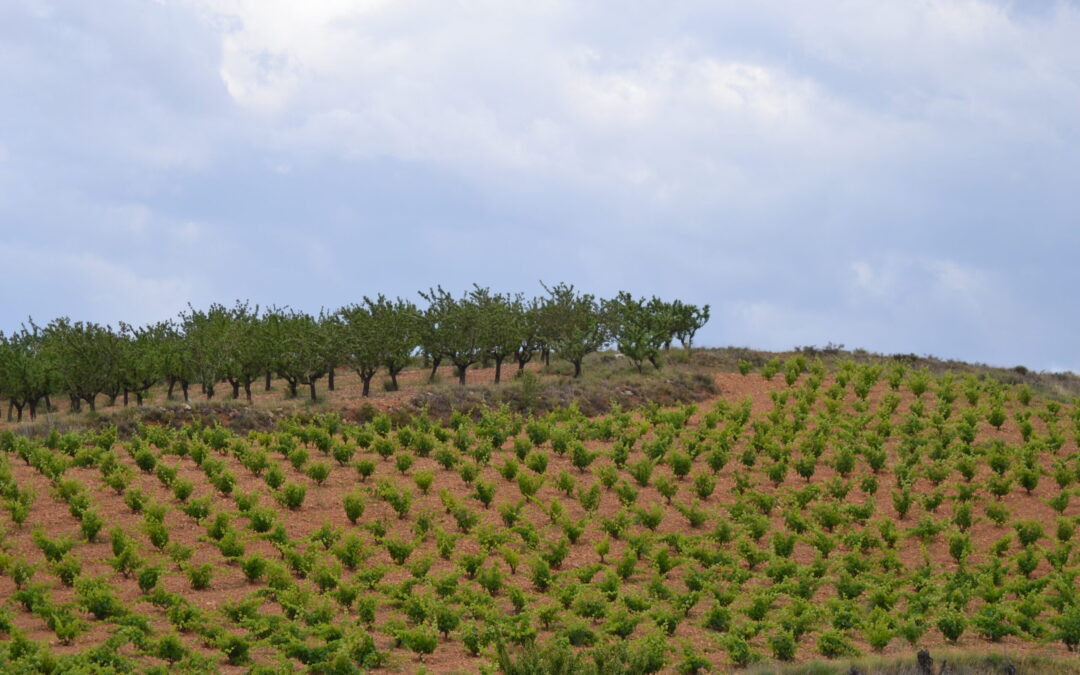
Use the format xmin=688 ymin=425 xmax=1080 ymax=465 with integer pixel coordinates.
xmin=0 ymin=284 xmax=709 ymax=421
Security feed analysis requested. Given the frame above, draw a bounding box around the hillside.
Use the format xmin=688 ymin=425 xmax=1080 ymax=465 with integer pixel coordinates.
xmin=1 ymin=351 xmax=1079 ymax=672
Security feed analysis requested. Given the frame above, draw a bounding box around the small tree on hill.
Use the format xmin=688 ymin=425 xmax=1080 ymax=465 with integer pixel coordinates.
xmin=539 ymin=282 xmax=609 ymax=378
xmin=604 ymin=292 xmax=668 ymax=373
xmin=473 ymin=286 xmax=523 ymax=384
xmin=367 ymin=295 xmax=420 ymax=391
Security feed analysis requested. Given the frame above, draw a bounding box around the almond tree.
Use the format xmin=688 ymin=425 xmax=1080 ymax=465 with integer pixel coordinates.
xmin=472 ymin=286 xmax=522 ymax=384
xmin=0 ymin=327 xmax=53 ymax=421
xmin=219 ymin=302 xmax=270 ymax=402
xmin=181 ymin=304 xmax=231 ymax=400
xmin=119 ymin=322 xmax=166 ymax=406
xmin=41 ymin=317 xmax=117 ymax=412
xmin=539 ymin=282 xmax=609 ymax=378
xmin=367 ymin=295 xmax=420 ymax=391
xmin=670 ymin=299 xmax=710 ymax=351
xmin=158 ymin=320 xmax=193 ymax=401
xmin=604 ymin=292 xmax=668 ymax=373
xmin=418 ymin=288 xmax=453 ymax=383
xmin=270 ymin=309 xmax=333 ymax=401
xmin=514 ymin=296 xmax=544 ymax=374
xmin=338 ymin=303 xmax=382 ymax=397
xmin=420 ymin=286 xmax=484 ymax=385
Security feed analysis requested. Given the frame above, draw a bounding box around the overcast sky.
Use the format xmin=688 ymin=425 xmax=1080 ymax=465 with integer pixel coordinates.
xmin=2 ymin=0 xmax=1078 ymax=370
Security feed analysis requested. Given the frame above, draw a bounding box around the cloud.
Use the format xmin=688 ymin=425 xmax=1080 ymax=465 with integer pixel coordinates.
xmin=2 ymin=0 xmax=1079 ymax=370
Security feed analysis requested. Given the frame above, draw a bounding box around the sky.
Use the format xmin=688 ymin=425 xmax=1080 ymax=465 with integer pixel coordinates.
xmin=2 ymin=0 xmax=1079 ymax=371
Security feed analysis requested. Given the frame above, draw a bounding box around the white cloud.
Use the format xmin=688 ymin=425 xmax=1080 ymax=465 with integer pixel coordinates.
xmin=4 ymin=0 xmax=1080 ymax=369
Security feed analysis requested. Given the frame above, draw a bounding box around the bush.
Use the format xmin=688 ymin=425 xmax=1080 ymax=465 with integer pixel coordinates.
xmin=816 ymin=629 xmax=858 ymax=658
xmin=186 ymin=563 xmax=213 ymax=590
xmin=306 ymin=462 xmax=331 ymax=485
xmin=278 ymin=482 xmax=307 ymax=510
xmin=767 ymin=629 xmax=796 ymax=661
xmin=219 ymin=633 xmax=251 ymax=665
xmin=723 ymin=633 xmax=756 ymax=667
xmin=937 ymin=610 xmax=966 ymax=642
xmin=343 ymin=491 xmax=366 ymax=523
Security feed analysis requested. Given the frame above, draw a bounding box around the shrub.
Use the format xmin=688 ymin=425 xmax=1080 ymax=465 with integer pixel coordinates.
xmin=817 ymin=629 xmax=858 ymax=658
xmin=343 ymin=491 xmax=366 ymax=523
xmin=219 ymin=633 xmax=251 ymax=665
xmin=693 ymin=472 xmax=716 ymax=500
xmin=278 ymin=482 xmax=307 ymax=510
xmin=241 ymin=555 xmax=267 ymax=583
xmin=723 ymin=633 xmax=756 ymax=667
xmin=1054 ymin=603 xmax=1080 ymax=651
xmin=767 ymin=629 xmax=796 ymax=661
xmin=80 ymin=509 xmax=104 ymax=542
xmin=306 ymin=462 xmax=331 ymax=485
xmin=401 ymin=622 xmax=438 ymax=660
xmin=186 ymin=563 xmax=213 ymax=590
xmin=937 ymin=610 xmax=966 ymax=642
xmin=473 ymin=480 xmax=497 ymax=508
xmin=412 ymin=468 xmax=435 ymax=494
xmin=156 ymin=633 xmax=187 ymax=663
xmin=386 ymin=537 xmax=414 ymax=565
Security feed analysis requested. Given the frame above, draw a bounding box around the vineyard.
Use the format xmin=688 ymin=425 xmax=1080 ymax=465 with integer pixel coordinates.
xmin=1 ymin=355 xmax=1080 ymax=673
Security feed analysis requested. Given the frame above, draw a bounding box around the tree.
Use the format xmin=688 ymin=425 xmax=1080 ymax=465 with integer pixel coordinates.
xmin=539 ymin=282 xmax=609 ymax=378
xmin=472 ymin=286 xmax=523 ymax=384
xmin=420 ymin=287 xmax=484 ymax=385
xmin=417 ymin=289 xmax=453 ymax=383
xmin=119 ymin=322 xmax=166 ymax=406
xmin=514 ymin=296 xmax=544 ymax=373
xmin=180 ymin=304 xmax=231 ymax=400
xmin=338 ymin=303 xmax=382 ymax=397
xmin=604 ymin=292 xmax=668 ymax=373
xmin=366 ymin=295 xmax=420 ymax=392
xmin=0 ymin=326 xmax=53 ymax=421
xmin=157 ymin=320 xmax=193 ymax=401
xmin=219 ymin=302 xmax=271 ymax=402
xmin=41 ymin=318 xmax=118 ymax=412
xmin=269 ymin=310 xmax=333 ymax=401
xmin=669 ymin=299 xmax=710 ymax=351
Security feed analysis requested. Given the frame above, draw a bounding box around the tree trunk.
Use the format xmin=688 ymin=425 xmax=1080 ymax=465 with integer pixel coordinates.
xmin=517 ymin=354 xmax=531 ymax=371
xmin=44 ymin=394 xmax=52 ymax=412
xmin=231 ymin=380 xmax=241 ymax=399
xmin=494 ymin=357 xmax=504 ymax=384
xmin=28 ymin=399 xmax=37 ymax=421
xmin=265 ymin=370 xmax=272 ymax=391
xmin=123 ymin=389 xmax=129 ymax=407
xmin=573 ymin=360 xmax=582 ymax=378
xmin=69 ymin=395 xmax=81 ymax=413
xmin=286 ymin=379 xmax=298 ymax=398
xmin=457 ymin=364 xmax=467 ymax=385
xmin=388 ymin=371 xmax=400 ymax=391
xmin=328 ymin=368 xmax=335 ymax=391
xmin=543 ymin=348 xmax=550 ymax=366
xmin=205 ymin=384 xmax=215 ymax=400
xmin=649 ymin=355 xmax=661 ymax=371
xmin=136 ymin=392 xmax=144 ymax=406
xmin=361 ymin=374 xmax=374 ymax=397
xmin=309 ymin=380 xmax=318 ymax=402
xmin=181 ymin=381 xmax=190 ymax=402
xmin=86 ymin=395 xmax=96 ymax=412
xmin=167 ymin=377 xmax=176 ymax=400
xmin=429 ymin=357 xmax=442 ymax=383
xmin=245 ymin=382 xmax=253 ymax=403
xmin=14 ymin=402 xmax=23 ymax=423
